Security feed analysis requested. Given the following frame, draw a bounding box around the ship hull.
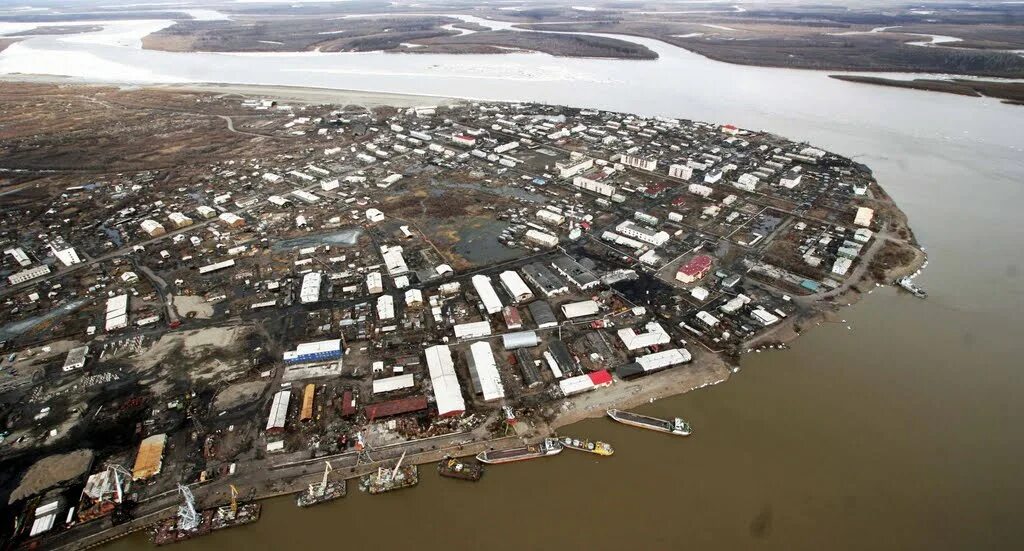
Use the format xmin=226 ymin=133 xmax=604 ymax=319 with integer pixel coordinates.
xmin=476 ymin=445 xmax=562 ymax=464
xmin=607 ymin=409 xmax=690 ymax=436
xmin=560 ymin=437 xmax=614 ymax=456
xmin=296 ymin=480 xmax=346 ymax=507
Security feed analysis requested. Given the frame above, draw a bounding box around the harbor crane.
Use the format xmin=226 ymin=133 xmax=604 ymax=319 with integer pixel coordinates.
xmin=109 ymin=464 xmax=132 ymax=504
xmin=308 ymin=461 xmax=333 ymax=498
xmin=176 ymin=485 xmax=199 ymax=532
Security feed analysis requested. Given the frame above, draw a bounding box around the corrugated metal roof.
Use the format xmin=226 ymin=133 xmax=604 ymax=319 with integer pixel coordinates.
xmin=467 ymin=342 xmax=504 ymax=401
xmin=132 ymin=433 xmax=167 ymax=481
xmin=266 ymin=390 xmax=291 ymax=432
xmin=372 ymin=373 xmax=415 ymax=394
xmin=502 ymin=331 xmax=539 ymax=350
xmin=425 ymin=345 xmax=465 ymax=416
xmin=300 ymin=384 xmax=316 ymax=421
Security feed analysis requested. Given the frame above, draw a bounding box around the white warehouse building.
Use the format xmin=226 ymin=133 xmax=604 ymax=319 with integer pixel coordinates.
xmin=472 ymin=275 xmax=503 ymax=315
xmin=498 ymin=270 xmax=534 ymax=303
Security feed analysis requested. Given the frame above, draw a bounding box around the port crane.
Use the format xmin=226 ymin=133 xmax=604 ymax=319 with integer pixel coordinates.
xmin=307 ymin=461 xmax=333 ymax=498
xmin=109 ymin=464 xmax=132 ymax=504
xmin=229 ymin=485 xmax=239 ymax=516
xmin=176 ymin=485 xmax=199 ymax=532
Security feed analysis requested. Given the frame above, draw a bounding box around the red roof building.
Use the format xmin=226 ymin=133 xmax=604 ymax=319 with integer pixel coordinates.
xmin=363 ymin=395 xmax=428 ymax=419
xmin=588 ymin=370 xmax=613 ymax=387
xmin=676 ymin=255 xmax=713 ymax=284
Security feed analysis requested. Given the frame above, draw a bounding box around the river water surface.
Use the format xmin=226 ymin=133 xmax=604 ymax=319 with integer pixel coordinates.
xmin=3 ymin=13 xmax=1023 ymax=550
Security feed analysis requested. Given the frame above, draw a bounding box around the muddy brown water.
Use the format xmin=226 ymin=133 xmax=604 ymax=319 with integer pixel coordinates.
xmin=104 ymin=286 xmax=1022 ymax=550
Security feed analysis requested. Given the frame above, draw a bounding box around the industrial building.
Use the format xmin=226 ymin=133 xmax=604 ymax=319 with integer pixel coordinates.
xmin=424 ymin=345 xmax=465 ymax=417
xmin=617 ymin=321 xmax=671 ymax=351
xmin=524 ymin=229 xmax=558 ymax=248
xmin=471 ymin=275 xmax=503 ymax=315
xmin=521 ymin=263 xmax=569 ymax=297
xmin=372 ymin=374 xmax=415 ymax=394
xmin=550 ymin=256 xmax=599 ymax=290
xmin=502 ymin=330 xmax=540 ymax=351
xmin=266 ymin=389 xmax=291 ymax=433
xmin=466 ymin=342 xmax=505 ymax=402
xmin=498 ymin=270 xmax=534 ymax=303
xmin=561 ymin=300 xmax=600 ymax=320
xmin=381 ymin=246 xmax=409 ymax=276
xmin=300 ymin=271 xmax=322 ymax=304
xmin=559 ymin=370 xmax=613 ymax=397
xmin=453 ymin=320 xmax=491 ymax=340
xmin=528 ymin=301 xmax=558 ymax=329
xmin=131 ymin=434 xmax=167 ymax=481
xmin=105 ymin=294 xmax=129 ymax=332
xmin=616 ymin=349 xmax=692 ymax=379
xmin=283 ymin=339 xmax=343 ymax=364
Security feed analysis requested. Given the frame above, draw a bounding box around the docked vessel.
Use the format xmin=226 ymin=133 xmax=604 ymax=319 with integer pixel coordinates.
xmin=152 ymin=485 xmax=260 ymax=546
xmin=476 ymin=437 xmax=563 ymax=464
xmin=607 ymin=409 xmax=692 ymax=436
xmin=560 ymin=437 xmax=614 ymax=456
xmin=361 ymin=451 xmax=419 ymax=494
xmin=897 ymin=276 xmax=928 ymax=298
xmin=296 ymin=461 xmax=346 ymax=507
xmin=438 ymin=456 xmax=484 ymax=481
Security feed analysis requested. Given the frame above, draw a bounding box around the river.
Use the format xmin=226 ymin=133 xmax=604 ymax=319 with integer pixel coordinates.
xmin=3 ymin=12 xmax=1023 ymax=550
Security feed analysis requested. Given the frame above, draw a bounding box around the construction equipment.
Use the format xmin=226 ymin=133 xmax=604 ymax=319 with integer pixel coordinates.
xmin=176 ymin=485 xmax=199 ymax=532
xmin=229 ymin=485 xmax=239 ymax=517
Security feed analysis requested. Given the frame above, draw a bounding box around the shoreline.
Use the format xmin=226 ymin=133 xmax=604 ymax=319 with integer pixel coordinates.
xmin=55 ymin=354 xmax=731 ymax=551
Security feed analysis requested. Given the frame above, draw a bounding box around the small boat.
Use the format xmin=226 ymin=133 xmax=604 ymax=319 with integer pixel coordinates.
xmin=607 ymin=409 xmax=691 ymax=436
xmin=476 ymin=437 xmax=563 ymax=464
xmin=438 ymin=456 xmax=484 ymax=481
xmin=560 ymin=436 xmax=614 ymax=456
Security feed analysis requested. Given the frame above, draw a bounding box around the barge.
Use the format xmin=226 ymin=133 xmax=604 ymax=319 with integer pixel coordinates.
xmin=296 ymin=461 xmax=346 ymax=507
xmin=152 ymin=485 xmax=260 ymax=546
xmin=438 ymin=456 xmax=484 ymax=481
xmin=560 ymin=437 xmax=614 ymax=456
xmin=361 ymin=451 xmax=419 ymax=494
xmin=607 ymin=409 xmax=691 ymax=436
xmin=476 ymin=438 xmax=563 ymax=464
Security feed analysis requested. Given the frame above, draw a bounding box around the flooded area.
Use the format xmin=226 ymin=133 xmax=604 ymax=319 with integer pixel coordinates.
xmin=2 ymin=12 xmax=1023 ymax=550
xmin=271 ymin=228 xmax=363 ymax=251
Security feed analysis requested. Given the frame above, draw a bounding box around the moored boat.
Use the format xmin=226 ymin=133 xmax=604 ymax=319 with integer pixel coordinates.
xmin=560 ymin=436 xmax=614 ymax=456
xmin=476 ymin=437 xmax=563 ymax=464
xmin=897 ymin=276 xmax=927 ymax=298
xmin=297 ymin=461 xmax=345 ymax=507
xmin=607 ymin=409 xmax=691 ymax=436
xmin=361 ymin=451 xmax=419 ymax=494
xmin=438 ymin=456 xmax=484 ymax=481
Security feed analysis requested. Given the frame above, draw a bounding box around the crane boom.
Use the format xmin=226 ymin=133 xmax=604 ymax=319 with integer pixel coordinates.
xmin=390 ymin=450 xmax=407 ymax=480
